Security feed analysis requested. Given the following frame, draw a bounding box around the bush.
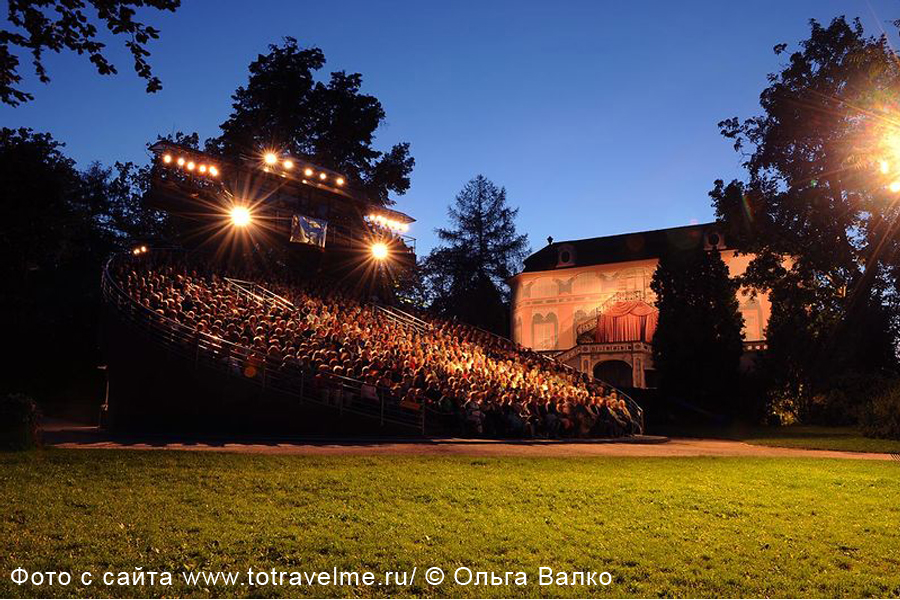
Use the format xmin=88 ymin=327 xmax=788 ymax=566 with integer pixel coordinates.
xmin=793 ymin=372 xmax=892 ymax=426
xmin=0 ymin=393 xmax=40 ymax=450
xmin=860 ymin=381 xmax=900 ymax=440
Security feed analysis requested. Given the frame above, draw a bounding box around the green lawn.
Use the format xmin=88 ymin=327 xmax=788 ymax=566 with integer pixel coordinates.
xmin=661 ymin=423 xmax=900 ymax=454
xmin=1 ymin=450 xmax=899 ymax=598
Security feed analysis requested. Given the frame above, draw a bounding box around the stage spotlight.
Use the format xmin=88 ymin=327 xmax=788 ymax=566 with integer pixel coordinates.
xmin=230 ymin=206 xmax=252 ymax=227
xmin=319 ymin=172 xmax=327 ymax=180
xmin=264 ymin=152 xmax=278 ymax=165
xmin=880 ymin=160 xmax=890 ymax=175
xmin=336 ymin=177 xmax=345 ymax=186
xmin=209 ymin=166 xmax=219 ymax=177
xmin=186 ymin=161 xmax=196 ymax=171
xmin=371 ymin=242 xmax=389 ymax=260
xmin=198 ymin=164 xmax=207 ymax=174
xmin=177 ymin=157 xmax=185 ymax=166
xmin=283 ymin=159 xmax=294 ymax=170
xmin=304 ymin=167 xmax=314 ymax=177
xmin=162 ymin=154 xmax=172 ymax=164
xmin=890 ymin=181 xmax=900 ymax=193
xmin=140 ymin=245 xmax=147 ymax=253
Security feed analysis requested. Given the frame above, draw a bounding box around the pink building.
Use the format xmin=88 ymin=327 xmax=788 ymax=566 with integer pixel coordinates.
xmin=509 ymin=223 xmax=771 ymax=389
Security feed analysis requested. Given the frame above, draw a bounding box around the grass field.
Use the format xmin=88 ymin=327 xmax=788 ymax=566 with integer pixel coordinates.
xmin=658 ymin=423 xmax=900 ymax=454
xmin=1 ymin=449 xmax=899 ymax=598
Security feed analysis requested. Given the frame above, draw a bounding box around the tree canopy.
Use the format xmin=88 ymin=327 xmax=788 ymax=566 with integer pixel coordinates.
xmin=711 ymin=16 xmax=900 ymax=404
xmin=209 ymin=38 xmax=414 ymax=206
xmin=650 ymin=246 xmax=745 ymax=412
xmin=1 ymin=0 xmax=180 ymax=106
xmin=1 ymin=128 xmax=167 ymax=400
xmin=421 ymin=175 xmax=529 ymax=333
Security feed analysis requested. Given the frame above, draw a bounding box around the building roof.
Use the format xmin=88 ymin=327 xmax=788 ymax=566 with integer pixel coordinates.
xmin=521 ymin=222 xmax=724 ymax=273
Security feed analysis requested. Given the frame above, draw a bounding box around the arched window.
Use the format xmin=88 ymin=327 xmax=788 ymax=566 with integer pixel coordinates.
xmin=573 ymin=272 xmax=601 ymax=295
xmin=531 ymin=277 xmax=558 ymax=298
xmin=532 ymin=313 xmax=558 ymax=350
xmin=740 ymin=297 xmax=763 ymax=341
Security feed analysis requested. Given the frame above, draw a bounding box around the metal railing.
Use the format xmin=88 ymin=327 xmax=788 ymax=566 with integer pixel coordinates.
xmin=103 ymin=255 xmax=424 ymax=431
xmin=227 ymin=274 xmax=430 ymax=336
xmin=374 ymin=303 xmax=431 ymax=334
xmin=224 ymin=277 xmax=296 ymax=311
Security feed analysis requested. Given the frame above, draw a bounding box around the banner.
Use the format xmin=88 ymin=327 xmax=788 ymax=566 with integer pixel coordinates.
xmin=290 ymin=214 xmax=328 ymax=248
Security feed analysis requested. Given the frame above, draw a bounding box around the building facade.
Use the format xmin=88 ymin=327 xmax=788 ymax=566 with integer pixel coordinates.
xmin=509 ymin=223 xmax=771 ymax=388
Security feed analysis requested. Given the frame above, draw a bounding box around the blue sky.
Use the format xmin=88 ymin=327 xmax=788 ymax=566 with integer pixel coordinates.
xmin=3 ymin=0 xmax=899 ymax=255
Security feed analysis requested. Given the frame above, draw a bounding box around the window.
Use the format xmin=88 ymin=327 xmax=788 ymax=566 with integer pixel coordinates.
xmin=532 ymin=313 xmax=558 ymax=350
xmin=531 ymin=277 xmax=558 ymax=298
xmin=573 ymin=272 xmax=601 ymax=295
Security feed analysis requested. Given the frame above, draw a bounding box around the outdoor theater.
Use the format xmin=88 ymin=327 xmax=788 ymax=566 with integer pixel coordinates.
xmin=99 ymin=143 xmax=644 ymax=439
xmin=509 ymin=224 xmax=771 ymax=389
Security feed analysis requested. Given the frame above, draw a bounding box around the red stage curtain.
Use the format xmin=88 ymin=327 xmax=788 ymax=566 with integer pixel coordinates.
xmin=595 ymin=300 xmax=658 ymax=343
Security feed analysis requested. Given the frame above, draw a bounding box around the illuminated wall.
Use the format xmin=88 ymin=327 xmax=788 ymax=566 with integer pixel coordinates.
xmin=509 ymin=250 xmax=770 ymax=352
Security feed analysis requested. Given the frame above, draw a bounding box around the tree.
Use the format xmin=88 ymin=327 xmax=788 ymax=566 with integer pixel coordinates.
xmin=1 ymin=0 xmax=180 ymax=107
xmin=422 ymin=175 xmax=529 ymax=334
xmin=650 ymin=246 xmax=745 ymax=413
xmin=711 ymin=17 xmax=900 ymax=410
xmin=209 ymin=38 xmax=414 ymax=205
xmin=1 ymin=127 xmax=86 ymax=286
xmin=1 ymin=128 xmax=166 ymax=403
xmin=1 ymin=128 xmax=105 ymax=400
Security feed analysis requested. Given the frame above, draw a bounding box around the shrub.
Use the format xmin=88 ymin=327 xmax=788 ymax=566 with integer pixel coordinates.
xmin=0 ymin=393 xmax=40 ymax=450
xmin=860 ymin=381 xmax=900 ymax=440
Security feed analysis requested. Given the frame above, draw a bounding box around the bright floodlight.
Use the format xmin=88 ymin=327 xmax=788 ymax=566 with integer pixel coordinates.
xmin=230 ymin=206 xmax=252 ymax=227
xmin=336 ymin=177 xmax=345 ymax=186
xmin=162 ymin=154 xmax=172 ymax=164
xmin=304 ymin=167 xmax=314 ymax=177
xmin=283 ymin=159 xmax=294 ymax=170
xmin=264 ymin=152 xmax=278 ymax=165
xmin=209 ymin=166 xmax=219 ymax=177
xmin=889 ymin=181 xmax=900 ymax=193
xmin=371 ymin=242 xmax=389 ymax=260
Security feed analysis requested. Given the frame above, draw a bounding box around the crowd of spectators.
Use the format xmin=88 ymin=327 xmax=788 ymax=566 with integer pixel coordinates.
xmin=114 ymin=253 xmax=643 ymax=438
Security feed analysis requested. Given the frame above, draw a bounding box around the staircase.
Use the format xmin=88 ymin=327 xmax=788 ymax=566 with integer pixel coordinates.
xmin=575 ymin=290 xmax=649 ymax=337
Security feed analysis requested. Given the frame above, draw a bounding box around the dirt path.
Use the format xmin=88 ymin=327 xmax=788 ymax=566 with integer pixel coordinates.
xmin=44 ymin=426 xmax=897 ymax=461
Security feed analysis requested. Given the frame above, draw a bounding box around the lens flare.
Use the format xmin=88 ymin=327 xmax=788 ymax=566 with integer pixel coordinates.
xmin=230 ymin=206 xmax=252 ymax=227
xmin=371 ymin=242 xmax=389 ymax=260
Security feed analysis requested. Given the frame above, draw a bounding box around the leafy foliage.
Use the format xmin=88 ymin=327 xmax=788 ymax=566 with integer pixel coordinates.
xmin=860 ymin=379 xmax=900 ymax=439
xmin=421 ymin=176 xmax=529 ymax=334
xmin=0 ymin=128 xmax=167 ymax=402
xmin=710 ymin=17 xmax=900 ymax=416
xmin=209 ymin=38 xmax=414 ymax=206
xmin=650 ymin=247 xmax=745 ymax=412
xmin=0 ymin=393 xmax=39 ymax=449
xmin=1 ymin=0 xmax=180 ymax=106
